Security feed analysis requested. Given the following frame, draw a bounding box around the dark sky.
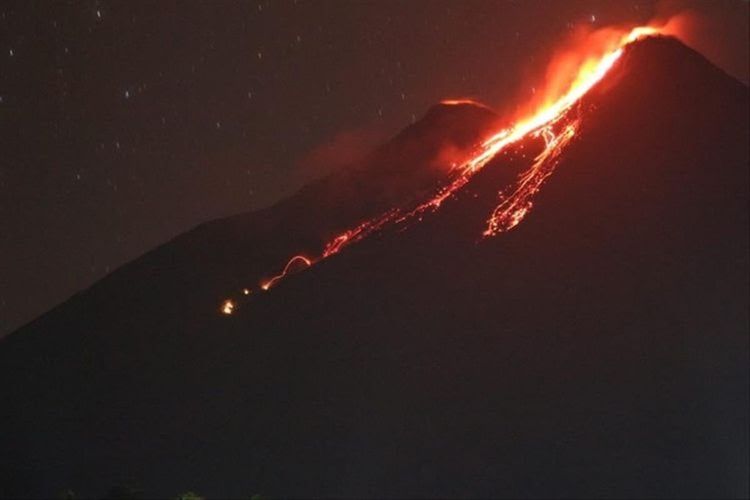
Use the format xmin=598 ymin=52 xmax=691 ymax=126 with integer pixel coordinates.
xmin=0 ymin=0 xmax=746 ymax=336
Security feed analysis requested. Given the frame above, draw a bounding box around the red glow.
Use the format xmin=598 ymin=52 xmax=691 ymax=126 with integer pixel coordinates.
xmin=484 ymin=120 xmax=578 ymax=235
xmin=221 ymin=23 xmax=672 ymax=313
xmin=260 ymin=255 xmax=313 ymax=291
xmin=440 ymin=98 xmax=494 ymax=111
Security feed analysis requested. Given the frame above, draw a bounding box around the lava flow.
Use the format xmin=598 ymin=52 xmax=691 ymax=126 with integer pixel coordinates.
xmin=260 ymin=255 xmax=312 ymax=291
xmin=221 ymin=24 xmax=665 ymax=313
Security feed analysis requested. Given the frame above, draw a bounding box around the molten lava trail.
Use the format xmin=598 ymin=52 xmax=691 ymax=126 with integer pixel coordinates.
xmin=260 ymin=255 xmax=313 ymax=291
xmin=484 ymin=119 xmax=579 ymax=235
xmin=221 ymin=26 xmax=661 ymax=311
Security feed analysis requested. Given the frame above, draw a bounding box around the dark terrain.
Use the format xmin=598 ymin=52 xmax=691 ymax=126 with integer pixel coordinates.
xmin=1 ymin=37 xmax=748 ymax=498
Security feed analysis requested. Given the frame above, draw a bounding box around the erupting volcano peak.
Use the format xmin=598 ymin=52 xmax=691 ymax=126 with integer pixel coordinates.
xmin=221 ymin=25 xmax=674 ymax=310
xmin=3 ymin=11 xmax=747 ymax=497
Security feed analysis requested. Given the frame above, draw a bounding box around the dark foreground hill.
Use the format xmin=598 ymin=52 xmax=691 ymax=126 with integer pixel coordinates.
xmin=1 ymin=37 xmax=748 ymax=498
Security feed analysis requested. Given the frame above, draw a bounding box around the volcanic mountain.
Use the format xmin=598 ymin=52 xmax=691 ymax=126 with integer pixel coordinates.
xmin=1 ymin=36 xmax=747 ymax=498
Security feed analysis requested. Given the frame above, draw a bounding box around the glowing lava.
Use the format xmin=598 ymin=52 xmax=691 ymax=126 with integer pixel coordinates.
xmin=221 ymin=300 xmax=235 ymax=315
xmin=260 ymin=255 xmax=313 ymax=291
xmin=440 ymin=98 xmax=494 ymax=111
xmin=484 ymin=119 xmax=579 ymax=235
xmin=220 ymin=25 xmax=666 ymax=312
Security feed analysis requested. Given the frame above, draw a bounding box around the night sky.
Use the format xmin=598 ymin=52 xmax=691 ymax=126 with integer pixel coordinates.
xmin=1 ymin=0 xmax=747 ymax=336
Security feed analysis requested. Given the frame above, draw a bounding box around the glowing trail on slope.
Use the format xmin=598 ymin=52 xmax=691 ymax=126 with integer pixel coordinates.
xmin=220 ymin=25 xmax=663 ymax=311
xmin=260 ymin=255 xmax=313 ymax=291
xmin=484 ymin=120 xmax=579 ymax=235
xmin=440 ymin=98 xmax=495 ymax=111
xmin=398 ymin=27 xmax=660 ymax=229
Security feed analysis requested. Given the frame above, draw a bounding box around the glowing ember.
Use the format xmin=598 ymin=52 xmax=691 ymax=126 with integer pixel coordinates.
xmin=221 ymin=300 xmax=235 ymax=315
xmin=220 ymin=24 xmax=667 ymax=313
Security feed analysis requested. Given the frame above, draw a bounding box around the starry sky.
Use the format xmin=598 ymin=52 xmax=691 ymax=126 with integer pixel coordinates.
xmin=1 ymin=0 xmax=747 ymax=336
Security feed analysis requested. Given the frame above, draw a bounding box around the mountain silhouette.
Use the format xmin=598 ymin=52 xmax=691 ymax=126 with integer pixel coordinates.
xmin=1 ymin=36 xmax=747 ymax=498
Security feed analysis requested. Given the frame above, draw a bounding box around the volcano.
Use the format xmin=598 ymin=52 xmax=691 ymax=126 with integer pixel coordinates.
xmin=1 ymin=35 xmax=748 ymax=498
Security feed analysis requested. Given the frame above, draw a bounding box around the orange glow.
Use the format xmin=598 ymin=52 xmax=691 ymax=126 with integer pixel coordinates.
xmin=220 ymin=23 xmax=671 ymax=313
xmin=440 ymin=98 xmax=494 ymax=111
xmin=321 ymin=214 xmax=396 ymax=258
xmin=260 ymin=255 xmax=313 ymax=291
xmin=323 ymin=228 xmax=359 ymax=258
xmin=391 ymin=25 xmax=666 ymax=231
xmin=220 ymin=299 xmax=235 ymax=315
xmin=484 ymin=121 xmax=578 ymax=235
xmin=441 ymin=99 xmax=480 ymax=106
xmin=475 ymin=25 xmax=662 ymax=235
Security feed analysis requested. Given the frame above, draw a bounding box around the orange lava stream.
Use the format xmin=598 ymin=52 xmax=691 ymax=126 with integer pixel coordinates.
xmin=260 ymin=255 xmax=313 ymax=291
xmin=484 ymin=119 xmax=579 ymax=235
xmin=440 ymin=98 xmax=495 ymax=111
xmin=221 ymin=26 xmax=661 ymax=312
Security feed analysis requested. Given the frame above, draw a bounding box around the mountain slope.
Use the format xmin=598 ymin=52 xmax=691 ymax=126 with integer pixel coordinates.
xmin=1 ymin=37 xmax=747 ymax=498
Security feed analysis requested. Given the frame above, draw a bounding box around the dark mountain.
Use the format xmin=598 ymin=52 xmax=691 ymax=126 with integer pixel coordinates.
xmin=1 ymin=37 xmax=747 ymax=498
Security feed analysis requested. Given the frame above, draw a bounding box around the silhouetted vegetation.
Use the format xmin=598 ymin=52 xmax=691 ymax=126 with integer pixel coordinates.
xmin=56 ymin=485 xmax=267 ymax=499
xmin=174 ymin=492 xmax=204 ymax=500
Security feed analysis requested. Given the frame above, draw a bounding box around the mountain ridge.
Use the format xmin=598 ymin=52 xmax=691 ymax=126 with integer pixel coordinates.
xmin=1 ymin=36 xmax=747 ymax=498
